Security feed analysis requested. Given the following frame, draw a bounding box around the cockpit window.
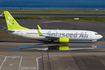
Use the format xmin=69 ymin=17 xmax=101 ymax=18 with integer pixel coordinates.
xmin=95 ymin=33 xmax=99 ymax=35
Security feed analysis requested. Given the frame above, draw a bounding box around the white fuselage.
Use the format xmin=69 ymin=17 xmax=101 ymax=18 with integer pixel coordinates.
xmin=9 ymin=29 xmax=103 ymax=40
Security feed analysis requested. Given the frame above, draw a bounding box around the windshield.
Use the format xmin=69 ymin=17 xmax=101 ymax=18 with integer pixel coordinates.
xmin=95 ymin=33 xmax=99 ymax=35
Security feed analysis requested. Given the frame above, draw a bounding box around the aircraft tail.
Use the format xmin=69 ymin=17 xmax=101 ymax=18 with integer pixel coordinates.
xmin=4 ymin=11 xmax=28 ymax=30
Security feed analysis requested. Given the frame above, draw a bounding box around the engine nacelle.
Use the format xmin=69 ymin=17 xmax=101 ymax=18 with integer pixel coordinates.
xmin=59 ymin=37 xmax=69 ymax=43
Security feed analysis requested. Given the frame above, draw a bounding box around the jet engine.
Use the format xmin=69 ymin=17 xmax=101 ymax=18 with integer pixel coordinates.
xmin=59 ymin=37 xmax=69 ymax=43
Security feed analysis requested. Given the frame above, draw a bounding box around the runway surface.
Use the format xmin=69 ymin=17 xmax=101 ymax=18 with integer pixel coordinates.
xmin=0 ymin=39 xmax=105 ymax=70
xmin=0 ymin=19 xmax=105 ymax=70
xmin=7 ymin=13 xmax=105 ymax=17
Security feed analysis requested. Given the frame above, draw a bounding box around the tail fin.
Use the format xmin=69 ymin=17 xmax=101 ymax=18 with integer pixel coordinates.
xmin=4 ymin=11 xmax=28 ymax=30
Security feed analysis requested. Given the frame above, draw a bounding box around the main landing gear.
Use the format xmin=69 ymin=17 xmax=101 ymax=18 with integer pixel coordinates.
xmin=51 ymin=40 xmax=54 ymax=43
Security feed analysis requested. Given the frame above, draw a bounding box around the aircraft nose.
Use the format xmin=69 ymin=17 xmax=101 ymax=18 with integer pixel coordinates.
xmin=99 ymin=35 xmax=103 ymax=39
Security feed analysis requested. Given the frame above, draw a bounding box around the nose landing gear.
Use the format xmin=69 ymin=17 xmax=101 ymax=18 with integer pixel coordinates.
xmin=91 ymin=40 xmax=97 ymax=43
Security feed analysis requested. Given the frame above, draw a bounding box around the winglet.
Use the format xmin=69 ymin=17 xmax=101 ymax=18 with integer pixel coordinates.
xmin=37 ymin=25 xmax=41 ymax=30
xmin=37 ymin=29 xmax=43 ymax=36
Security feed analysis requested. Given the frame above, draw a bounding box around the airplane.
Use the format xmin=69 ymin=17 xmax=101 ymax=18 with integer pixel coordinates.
xmin=0 ymin=13 xmax=4 ymax=16
xmin=4 ymin=11 xmax=103 ymax=45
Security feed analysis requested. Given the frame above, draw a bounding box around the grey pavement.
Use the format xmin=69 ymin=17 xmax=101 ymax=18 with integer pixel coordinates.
xmin=0 ymin=19 xmax=105 ymax=70
xmin=10 ymin=13 xmax=105 ymax=17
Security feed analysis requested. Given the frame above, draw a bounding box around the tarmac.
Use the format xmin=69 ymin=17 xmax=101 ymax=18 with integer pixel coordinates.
xmin=9 ymin=13 xmax=105 ymax=17
xmin=0 ymin=19 xmax=105 ymax=70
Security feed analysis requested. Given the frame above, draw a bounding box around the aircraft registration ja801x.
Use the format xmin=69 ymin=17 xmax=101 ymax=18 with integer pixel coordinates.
xmin=4 ymin=11 xmax=103 ymax=43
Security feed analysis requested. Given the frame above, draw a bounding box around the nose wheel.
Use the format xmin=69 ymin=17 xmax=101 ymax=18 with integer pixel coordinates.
xmin=91 ymin=40 xmax=97 ymax=43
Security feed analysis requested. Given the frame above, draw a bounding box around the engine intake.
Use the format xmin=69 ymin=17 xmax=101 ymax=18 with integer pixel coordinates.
xmin=59 ymin=37 xmax=69 ymax=43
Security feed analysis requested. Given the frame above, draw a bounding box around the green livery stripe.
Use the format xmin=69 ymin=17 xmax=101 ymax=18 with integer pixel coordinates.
xmin=4 ymin=11 xmax=28 ymax=30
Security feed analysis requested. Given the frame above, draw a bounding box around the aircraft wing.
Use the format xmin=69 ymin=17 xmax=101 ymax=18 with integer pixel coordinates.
xmin=45 ymin=36 xmax=59 ymax=39
xmin=37 ymin=25 xmax=69 ymax=43
xmin=37 ymin=29 xmax=59 ymax=39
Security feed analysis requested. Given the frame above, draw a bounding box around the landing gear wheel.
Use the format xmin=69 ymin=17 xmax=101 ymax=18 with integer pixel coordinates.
xmin=91 ymin=40 xmax=97 ymax=43
xmin=51 ymin=40 xmax=54 ymax=43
